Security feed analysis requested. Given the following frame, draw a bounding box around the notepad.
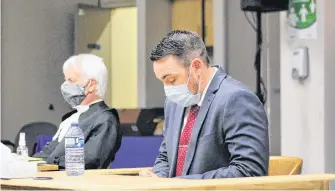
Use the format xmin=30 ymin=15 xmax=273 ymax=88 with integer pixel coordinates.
xmin=28 ymin=157 xmax=43 ymax=162
xmin=11 ymin=153 xmax=43 ymax=161
xmin=2 ymin=144 xmax=37 ymax=178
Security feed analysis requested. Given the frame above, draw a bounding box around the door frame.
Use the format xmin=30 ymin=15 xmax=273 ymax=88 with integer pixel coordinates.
xmin=74 ymin=2 xmax=136 ymax=53
xmin=98 ymin=0 xmax=136 ymax=8
xmin=75 ymin=4 xmax=111 ymax=54
xmin=74 ymin=3 xmax=137 ymax=107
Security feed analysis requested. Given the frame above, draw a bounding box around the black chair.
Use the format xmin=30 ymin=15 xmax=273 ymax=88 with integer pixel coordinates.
xmin=2 ymin=122 xmax=57 ymax=156
xmin=136 ymin=108 xmax=164 ymax=136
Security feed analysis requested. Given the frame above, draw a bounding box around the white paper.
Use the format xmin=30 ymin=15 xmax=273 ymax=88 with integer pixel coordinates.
xmin=1 ymin=143 xmax=37 ymax=179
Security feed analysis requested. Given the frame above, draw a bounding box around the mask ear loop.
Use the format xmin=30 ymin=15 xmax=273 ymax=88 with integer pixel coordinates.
xmin=83 ymin=79 xmax=91 ymax=95
xmin=84 ymin=79 xmax=91 ymax=88
xmin=197 ymin=75 xmax=202 ymax=94
xmin=186 ymin=68 xmax=191 ymax=86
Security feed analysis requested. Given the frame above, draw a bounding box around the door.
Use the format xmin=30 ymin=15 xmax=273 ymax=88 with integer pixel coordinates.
xmin=172 ymin=0 xmax=213 ymax=46
xmin=205 ymin=0 xmax=213 ymax=46
xmin=110 ymin=6 xmax=138 ymax=109
xmin=75 ymin=5 xmax=138 ymax=109
xmin=172 ymin=0 xmax=202 ymax=36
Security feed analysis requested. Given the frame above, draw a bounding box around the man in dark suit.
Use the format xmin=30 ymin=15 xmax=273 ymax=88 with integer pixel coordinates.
xmin=34 ymin=54 xmax=122 ymax=169
xmin=139 ymin=30 xmax=269 ymax=179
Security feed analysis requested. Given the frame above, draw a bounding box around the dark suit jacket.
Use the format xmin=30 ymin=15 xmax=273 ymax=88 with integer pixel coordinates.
xmin=33 ymin=101 xmax=122 ymax=169
xmin=152 ymin=67 xmax=269 ymax=179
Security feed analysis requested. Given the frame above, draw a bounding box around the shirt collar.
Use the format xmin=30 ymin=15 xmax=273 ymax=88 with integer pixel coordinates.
xmin=75 ymin=99 xmax=103 ymax=113
xmin=75 ymin=105 xmax=89 ymax=113
xmin=89 ymin=99 xmax=103 ymax=105
xmin=198 ymin=67 xmax=217 ymax=106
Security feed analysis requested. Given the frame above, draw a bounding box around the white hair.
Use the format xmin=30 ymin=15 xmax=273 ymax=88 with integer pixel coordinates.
xmin=63 ymin=54 xmax=108 ymax=98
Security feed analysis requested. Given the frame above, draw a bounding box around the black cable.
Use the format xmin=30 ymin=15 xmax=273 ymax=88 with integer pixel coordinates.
xmin=260 ymin=77 xmax=267 ymax=105
xmin=201 ymin=0 xmax=206 ymax=41
xmin=244 ymin=11 xmax=267 ymax=105
xmin=255 ymin=11 xmax=263 ymax=104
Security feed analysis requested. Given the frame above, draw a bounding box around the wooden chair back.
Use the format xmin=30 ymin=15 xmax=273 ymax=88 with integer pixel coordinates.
xmin=269 ymin=156 xmax=303 ymax=176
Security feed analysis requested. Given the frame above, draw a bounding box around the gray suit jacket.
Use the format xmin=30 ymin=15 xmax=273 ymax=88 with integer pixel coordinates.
xmin=152 ymin=68 xmax=269 ymax=179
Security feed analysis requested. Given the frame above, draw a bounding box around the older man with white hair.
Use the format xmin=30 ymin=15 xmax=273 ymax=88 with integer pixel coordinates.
xmin=34 ymin=54 xmax=122 ymax=169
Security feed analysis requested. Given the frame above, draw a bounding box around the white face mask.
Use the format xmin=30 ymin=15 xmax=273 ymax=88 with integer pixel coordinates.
xmin=164 ymin=70 xmax=201 ymax=107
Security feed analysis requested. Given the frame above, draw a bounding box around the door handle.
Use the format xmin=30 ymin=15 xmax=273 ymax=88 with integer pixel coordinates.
xmin=87 ymin=43 xmax=100 ymax=50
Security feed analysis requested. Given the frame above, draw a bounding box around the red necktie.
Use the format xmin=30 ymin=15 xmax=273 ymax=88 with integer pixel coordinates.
xmin=175 ymin=105 xmax=200 ymax=177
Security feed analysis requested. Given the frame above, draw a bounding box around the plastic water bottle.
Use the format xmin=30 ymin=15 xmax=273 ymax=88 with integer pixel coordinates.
xmin=16 ymin=132 xmax=28 ymax=161
xmin=65 ymin=122 xmax=85 ymax=176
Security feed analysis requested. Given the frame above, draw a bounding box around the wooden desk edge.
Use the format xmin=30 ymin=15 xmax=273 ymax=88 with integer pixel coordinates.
xmin=110 ymin=167 xmax=152 ymax=175
xmin=92 ymin=167 xmax=152 ymax=175
xmin=132 ymin=174 xmax=335 ymax=190
xmin=1 ymin=173 xmax=335 ymax=191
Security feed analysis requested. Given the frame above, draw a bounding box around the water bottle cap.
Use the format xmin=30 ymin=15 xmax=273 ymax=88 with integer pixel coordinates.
xmin=19 ymin=132 xmax=26 ymax=146
xmin=71 ymin=122 xmax=79 ymax=127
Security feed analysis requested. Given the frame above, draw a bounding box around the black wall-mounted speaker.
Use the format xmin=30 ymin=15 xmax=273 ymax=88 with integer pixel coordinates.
xmin=241 ymin=0 xmax=289 ymax=12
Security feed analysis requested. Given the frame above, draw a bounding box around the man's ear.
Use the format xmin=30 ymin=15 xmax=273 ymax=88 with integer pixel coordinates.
xmin=87 ymin=79 xmax=97 ymax=93
xmin=190 ymin=58 xmax=203 ymax=76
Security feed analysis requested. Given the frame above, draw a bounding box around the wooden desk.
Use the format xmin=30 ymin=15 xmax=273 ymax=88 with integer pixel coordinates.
xmin=1 ymin=170 xmax=334 ymax=190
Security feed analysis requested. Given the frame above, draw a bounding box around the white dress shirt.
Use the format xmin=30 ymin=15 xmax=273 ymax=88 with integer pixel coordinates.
xmin=52 ymin=99 xmax=102 ymax=142
xmin=182 ymin=67 xmax=217 ymax=129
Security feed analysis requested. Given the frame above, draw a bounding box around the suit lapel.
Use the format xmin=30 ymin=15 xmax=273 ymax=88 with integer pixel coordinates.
xmin=182 ymin=67 xmax=227 ymax=176
xmin=169 ymin=105 xmax=185 ymax=177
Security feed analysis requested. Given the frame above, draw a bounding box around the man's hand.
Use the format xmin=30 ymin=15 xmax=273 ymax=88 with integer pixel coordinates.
xmin=139 ymin=170 xmax=159 ymax=177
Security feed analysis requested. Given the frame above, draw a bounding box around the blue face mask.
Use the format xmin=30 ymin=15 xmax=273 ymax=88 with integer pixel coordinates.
xmin=164 ymin=72 xmax=201 ymax=107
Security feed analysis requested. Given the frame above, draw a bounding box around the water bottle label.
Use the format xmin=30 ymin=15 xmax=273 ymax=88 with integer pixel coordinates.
xmin=65 ymin=136 xmax=85 ymax=170
xmin=65 ymin=137 xmax=84 ymax=148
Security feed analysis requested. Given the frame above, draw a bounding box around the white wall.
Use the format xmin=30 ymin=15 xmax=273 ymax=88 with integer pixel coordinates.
xmin=280 ymin=0 xmax=335 ymax=174
xmin=1 ymin=0 xmax=98 ymax=142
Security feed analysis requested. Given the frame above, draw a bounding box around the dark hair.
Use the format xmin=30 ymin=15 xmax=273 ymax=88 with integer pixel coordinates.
xmin=150 ymin=30 xmax=210 ymax=67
